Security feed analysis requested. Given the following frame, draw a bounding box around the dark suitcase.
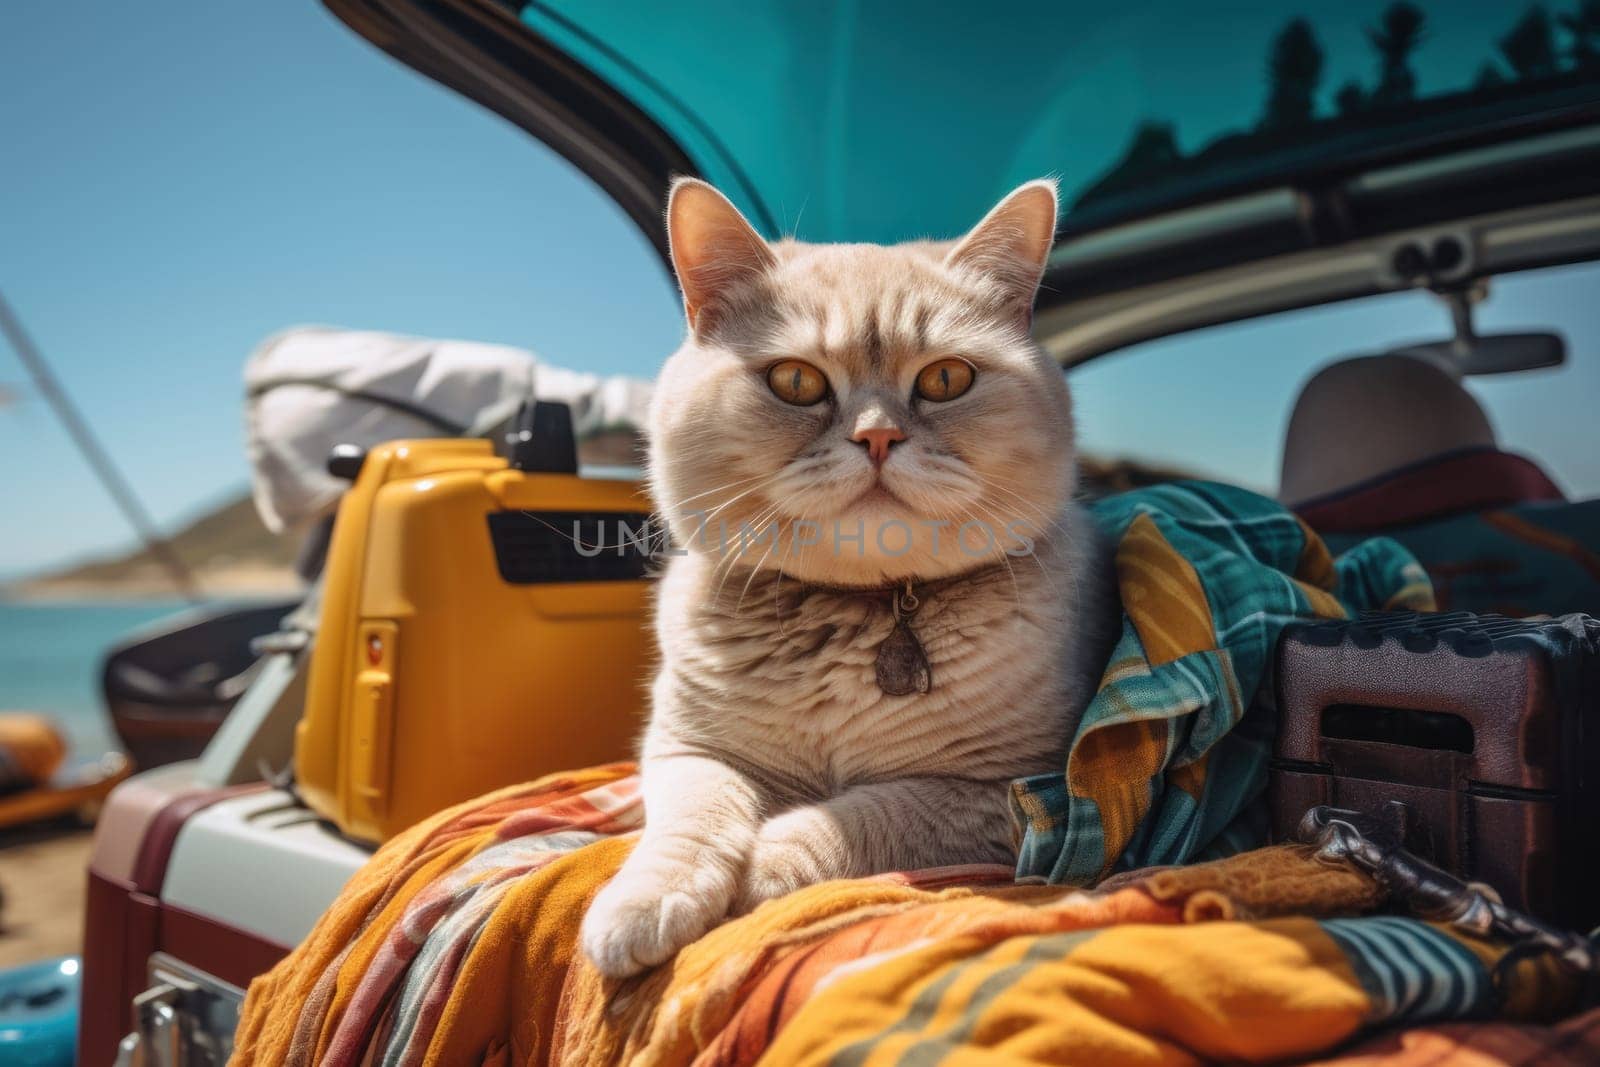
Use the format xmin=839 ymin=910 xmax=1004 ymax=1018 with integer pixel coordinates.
xmin=1268 ymin=610 xmax=1600 ymax=930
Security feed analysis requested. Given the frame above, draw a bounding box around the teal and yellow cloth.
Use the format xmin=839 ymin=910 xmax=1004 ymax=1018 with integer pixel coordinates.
xmin=1013 ymin=481 xmax=1435 ymax=884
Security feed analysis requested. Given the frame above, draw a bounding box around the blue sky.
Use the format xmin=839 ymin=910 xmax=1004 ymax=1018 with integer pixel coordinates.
xmin=1 ymin=2 xmax=1596 ymax=581
xmin=0 ymin=1 xmax=683 ymax=578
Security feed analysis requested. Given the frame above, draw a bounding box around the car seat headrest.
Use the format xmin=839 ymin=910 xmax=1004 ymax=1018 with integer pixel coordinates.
xmin=1280 ymin=354 xmax=1495 ymax=507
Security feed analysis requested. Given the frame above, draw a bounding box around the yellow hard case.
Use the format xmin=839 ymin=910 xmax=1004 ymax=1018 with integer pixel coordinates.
xmin=294 ymin=438 xmax=652 ymax=842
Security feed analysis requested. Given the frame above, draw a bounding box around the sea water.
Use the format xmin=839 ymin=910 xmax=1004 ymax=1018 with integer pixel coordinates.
xmin=0 ymin=600 xmax=190 ymax=758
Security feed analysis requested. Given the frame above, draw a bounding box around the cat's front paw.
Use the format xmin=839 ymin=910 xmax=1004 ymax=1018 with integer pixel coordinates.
xmin=736 ymin=815 xmax=835 ymax=913
xmin=581 ymin=857 xmax=738 ymax=978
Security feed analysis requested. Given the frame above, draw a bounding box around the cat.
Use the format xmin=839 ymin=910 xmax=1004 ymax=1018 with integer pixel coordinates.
xmin=580 ymin=177 xmax=1118 ymax=978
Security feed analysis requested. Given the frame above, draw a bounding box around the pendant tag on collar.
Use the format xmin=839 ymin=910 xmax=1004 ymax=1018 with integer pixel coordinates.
xmin=875 ymin=583 xmax=931 ymax=696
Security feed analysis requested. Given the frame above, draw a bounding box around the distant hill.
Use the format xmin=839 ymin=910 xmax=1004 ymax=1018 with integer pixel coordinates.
xmin=7 ymin=492 xmax=300 ymax=600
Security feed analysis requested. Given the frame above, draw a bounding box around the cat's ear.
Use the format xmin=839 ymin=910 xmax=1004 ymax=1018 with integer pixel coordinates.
xmin=666 ymin=177 xmax=775 ymax=332
xmin=945 ymin=179 xmax=1059 ymax=323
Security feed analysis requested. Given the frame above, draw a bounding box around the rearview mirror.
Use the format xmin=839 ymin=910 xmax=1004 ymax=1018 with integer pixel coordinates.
xmin=1389 ymin=332 xmax=1565 ymax=376
xmin=1385 ymin=287 xmax=1566 ymax=377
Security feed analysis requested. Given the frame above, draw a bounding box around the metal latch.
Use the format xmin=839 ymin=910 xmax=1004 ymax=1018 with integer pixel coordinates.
xmin=112 ymin=954 xmax=243 ymax=1067
xmin=1297 ymin=805 xmax=1600 ymax=992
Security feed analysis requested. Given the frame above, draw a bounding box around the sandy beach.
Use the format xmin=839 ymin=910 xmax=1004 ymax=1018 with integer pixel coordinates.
xmin=0 ymin=818 xmax=93 ymax=968
xmin=5 ymin=561 xmax=301 ymax=602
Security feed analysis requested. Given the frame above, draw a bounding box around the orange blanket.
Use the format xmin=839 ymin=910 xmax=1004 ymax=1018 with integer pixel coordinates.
xmin=234 ymin=765 xmax=1580 ymax=1067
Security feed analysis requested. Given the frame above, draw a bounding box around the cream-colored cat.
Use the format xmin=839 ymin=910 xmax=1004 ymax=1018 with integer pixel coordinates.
xmin=580 ymin=178 xmax=1117 ymax=978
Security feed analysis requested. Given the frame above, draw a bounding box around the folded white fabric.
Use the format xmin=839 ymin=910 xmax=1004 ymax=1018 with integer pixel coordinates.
xmin=244 ymin=325 xmax=651 ymax=533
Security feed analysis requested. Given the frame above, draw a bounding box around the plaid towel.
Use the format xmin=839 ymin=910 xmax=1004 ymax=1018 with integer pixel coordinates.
xmin=1012 ymin=482 xmax=1434 ymax=884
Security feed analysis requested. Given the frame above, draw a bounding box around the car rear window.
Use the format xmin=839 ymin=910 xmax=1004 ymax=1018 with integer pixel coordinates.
xmin=508 ymin=1 xmax=1600 ymax=243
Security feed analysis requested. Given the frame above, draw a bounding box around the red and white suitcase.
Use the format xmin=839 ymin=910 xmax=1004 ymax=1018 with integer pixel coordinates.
xmin=80 ymin=764 xmax=368 ymax=1063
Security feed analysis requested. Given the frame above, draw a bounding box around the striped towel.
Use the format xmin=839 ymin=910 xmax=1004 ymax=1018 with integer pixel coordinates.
xmin=232 ymin=768 xmax=1581 ymax=1066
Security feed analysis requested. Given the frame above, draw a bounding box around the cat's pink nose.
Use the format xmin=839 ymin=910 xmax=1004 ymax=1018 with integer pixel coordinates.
xmin=852 ymin=426 xmax=906 ymax=466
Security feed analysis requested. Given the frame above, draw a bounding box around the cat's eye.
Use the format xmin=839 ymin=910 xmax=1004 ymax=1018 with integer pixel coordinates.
xmin=915 ymin=358 xmax=975 ymax=403
xmin=767 ymin=360 xmax=829 ymax=406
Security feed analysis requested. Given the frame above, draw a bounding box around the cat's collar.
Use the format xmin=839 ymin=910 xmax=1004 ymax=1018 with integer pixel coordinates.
xmin=790 ymin=560 xmax=1007 ymax=603
xmin=789 ymin=562 xmax=1008 ymax=698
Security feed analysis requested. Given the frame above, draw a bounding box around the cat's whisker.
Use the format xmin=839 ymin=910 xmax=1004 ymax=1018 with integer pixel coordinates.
xmin=509 ymin=511 xmax=631 ymax=555
xmin=735 ymin=525 xmax=784 ymax=619
xmin=961 ymin=485 xmax=1068 ymax=602
xmin=709 ymin=499 xmax=785 ymax=608
xmin=771 ymin=513 xmax=810 ymax=638
xmin=959 ymin=499 xmax=1028 ymax=615
xmin=980 ymin=477 xmax=1090 ymax=610
xmin=661 ymin=471 xmax=786 ymax=535
xmin=977 ymin=475 xmax=1076 ymax=538
xmin=681 ymin=480 xmax=788 ymax=556
xmin=989 ymin=487 xmax=1086 ymax=610
xmin=705 ymin=538 xmax=748 ymax=607
xmin=973 ymin=482 xmax=1084 ymax=587
xmin=656 ymin=470 xmax=776 ymax=511
xmin=788 ymin=194 xmax=810 ymax=240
